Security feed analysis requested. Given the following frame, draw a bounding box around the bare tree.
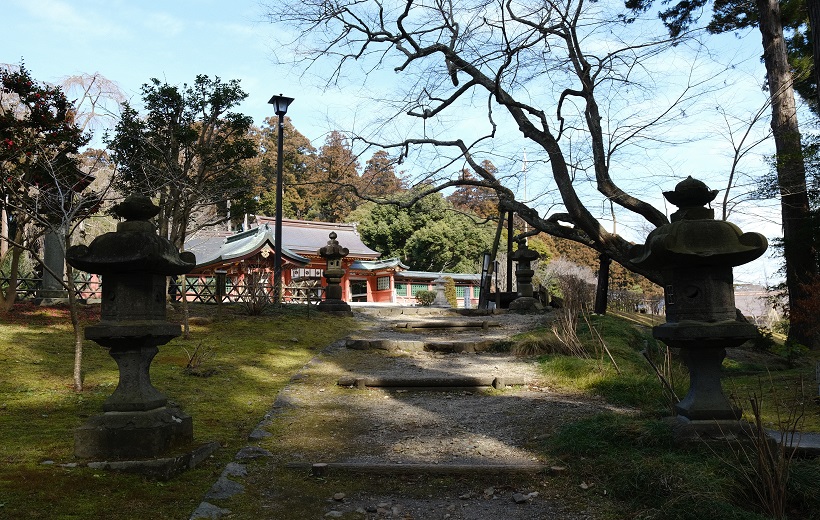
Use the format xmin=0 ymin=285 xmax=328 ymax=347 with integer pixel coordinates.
xmin=0 ymin=145 xmax=109 ymax=391
xmin=714 ymin=96 xmax=773 ymax=221
xmin=61 ymin=72 xmax=126 ymax=135
xmin=265 ymin=0 xmax=746 ymax=283
xmin=1 ymin=64 xmax=119 ymax=391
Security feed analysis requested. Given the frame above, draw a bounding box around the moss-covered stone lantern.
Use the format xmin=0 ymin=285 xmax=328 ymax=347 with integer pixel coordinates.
xmin=66 ymin=195 xmax=196 ymax=459
xmin=630 ymin=177 xmax=767 ymax=421
xmin=318 ymin=232 xmax=352 ymax=313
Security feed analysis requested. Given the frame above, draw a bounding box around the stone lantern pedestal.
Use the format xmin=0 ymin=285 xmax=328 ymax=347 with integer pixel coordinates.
xmin=67 ymin=196 xmax=197 ymax=461
xmin=631 ymin=177 xmax=767 ymax=423
xmin=509 ymin=240 xmax=542 ymax=312
xmin=318 ymin=232 xmax=352 ymax=314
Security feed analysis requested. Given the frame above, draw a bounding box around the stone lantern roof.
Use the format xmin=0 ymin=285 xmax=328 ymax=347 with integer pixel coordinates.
xmin=630 ymin=177 xmax=767 ymax=270
xmin=67 ymin=195 xmax=196 ymax=275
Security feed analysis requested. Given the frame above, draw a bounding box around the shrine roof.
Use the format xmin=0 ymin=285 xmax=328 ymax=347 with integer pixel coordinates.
xmin=254 ymin=217 xmax=380 ymax=259
xmin=395 ymin=271 xmax=481 ymax=283
xmin=349 ymin=258 xmax=409 ymax=272
xmin=185 ymin=224 xmax=310 ymax=270
xmin=183 ymin=217 xmax=381 ymax=270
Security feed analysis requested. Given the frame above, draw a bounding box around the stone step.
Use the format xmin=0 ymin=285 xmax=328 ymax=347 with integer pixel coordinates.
xmin=286 ymin=461 xmax=547 ymax=476
xmin=345 ymin=338 xmax=499 ymax=353
xmin=394 ymin=320 xmax=500 ymax=330
xmin=354 ymin=306 xmax=507 ymax=317
xmin=336 ymin=375 xmax=526 ymax=389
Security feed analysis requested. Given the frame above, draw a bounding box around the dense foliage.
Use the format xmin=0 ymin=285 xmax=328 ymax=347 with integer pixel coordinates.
xmin=106 ymin=75 xmax=256 ymax=248
xmin=348 ymin=190 xmax=497 ymax=273
xmin=1 ymin=64 xmax=93 ymax=226
xmin=0 ymin=63 xmax=98 ymax=311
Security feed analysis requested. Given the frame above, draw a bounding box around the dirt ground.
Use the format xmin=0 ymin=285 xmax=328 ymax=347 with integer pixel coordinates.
xmin=192 ymin=307 xmax=628 ymax=519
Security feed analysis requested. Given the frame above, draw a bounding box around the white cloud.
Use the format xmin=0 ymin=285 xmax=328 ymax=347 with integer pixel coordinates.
xmin=12 ymin=0 xmax=128 ymax=40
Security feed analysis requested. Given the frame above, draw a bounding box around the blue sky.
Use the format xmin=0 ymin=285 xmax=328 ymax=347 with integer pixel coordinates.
xmin=1 ymin=0 xmax=787 ymax=284
xmin=1 ymin=0 xmax=329 ymax=140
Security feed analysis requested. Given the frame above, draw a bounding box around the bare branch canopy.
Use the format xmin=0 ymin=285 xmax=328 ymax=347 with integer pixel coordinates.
xmin=265 ymin=0 xmax=737 ymax=281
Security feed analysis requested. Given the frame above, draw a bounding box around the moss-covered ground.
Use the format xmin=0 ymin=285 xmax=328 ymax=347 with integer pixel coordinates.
xmin=0 ymin=302 xmax=356 ymax=519
xmin=519 ymin=312 xmax=820 ymax=520
xmin=1 ymin=304 xmax=819 ymax=520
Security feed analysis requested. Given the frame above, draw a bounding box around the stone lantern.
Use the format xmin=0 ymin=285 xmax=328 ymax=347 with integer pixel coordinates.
xmin=630 ymin=177 xmax=767 ymax=421
xmin=317 ymin=232 xmax=351 ymax=313
xmin=509 ymin=239 xmax=541 ymax=312
xmin=431 ymin=276 xmax=451 ymax=308
xmin=66 ymin=195 xmax=197 ymax=459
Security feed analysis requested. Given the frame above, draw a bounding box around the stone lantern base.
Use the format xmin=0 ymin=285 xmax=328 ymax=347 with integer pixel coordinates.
xmin=75 ymin=406 xmax=193 ymax=460
xmin=509 ymin=297 xmax=543 ymax=312
xmin=318 ymin=299 xmax=352 ymax=314
xmin=667 ymin=415 xmax=752 ymax=445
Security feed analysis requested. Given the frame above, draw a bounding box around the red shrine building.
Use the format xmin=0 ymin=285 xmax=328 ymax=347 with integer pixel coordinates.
xmin=70 ymin=216 xmax=483 ymax=306
xmin=183 ymin=217 xmax=408 ymax=304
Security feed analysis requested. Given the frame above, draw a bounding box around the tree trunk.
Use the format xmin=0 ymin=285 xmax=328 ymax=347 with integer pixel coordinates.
xmin=808 ymin=0 xmax=820 ymax=106
xmin=66 ymin=262 xmax=84 ymax=392
xmin=594 ymin=254 xmax=611 ymax=315
xmin=757 ymin=0 xmax=818 ymax=349
xmin=181 ymin=279 xmax=191 ymax=339
xmin=1 ymin=241 xmax=23 ymax=313
xmin=63 ymin=228 xmax=84 ymax=392
xmin=1 ymin=203 xmax=7 ymax=259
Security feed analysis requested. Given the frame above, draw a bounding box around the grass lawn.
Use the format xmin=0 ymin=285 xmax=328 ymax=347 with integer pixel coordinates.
xmin=0 ymin=302 xmax=356 ymax=520
xmin=1 ymin=302 xmax=819 ymax=520
xmin=524 ymin=313 xmax=820 ymax=520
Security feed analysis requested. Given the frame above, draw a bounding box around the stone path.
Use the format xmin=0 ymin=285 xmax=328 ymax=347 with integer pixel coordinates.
xmin=190 ymin=306 xmax=616 ymax=519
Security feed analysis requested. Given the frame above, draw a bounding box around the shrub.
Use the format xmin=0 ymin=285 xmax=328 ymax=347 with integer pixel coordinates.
xmin=415 ymin=290 xmax=436 ymax=306
xmin=443 ymin=276 xmax=457 ymax=307
xmin=749 ymin=327 xmax=776 ymax=351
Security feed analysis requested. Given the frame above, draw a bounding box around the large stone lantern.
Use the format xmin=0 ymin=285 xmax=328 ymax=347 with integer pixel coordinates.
xmin=509 ymin=239 xmax=541 ymax=312
xmin=66 ymin=195 xmax=196 ymax=459
xmin=317 ymin=232 xmax=352 ymax=313
xmin=630 ymin=177 xmax=767 ymax=421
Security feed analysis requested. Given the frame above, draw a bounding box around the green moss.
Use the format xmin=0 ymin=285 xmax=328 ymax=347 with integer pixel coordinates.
xmin=545 ymin=413 xmax=770 ymax=520
xmin=0 ymin=304 xmax=356 ymax=520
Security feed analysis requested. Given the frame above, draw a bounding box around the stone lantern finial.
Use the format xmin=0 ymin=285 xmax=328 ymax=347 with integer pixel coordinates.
xmin=112 ymin=194 xmax=160 ymax=221
xmin=663 ymin=176 xmax=719 ymax=221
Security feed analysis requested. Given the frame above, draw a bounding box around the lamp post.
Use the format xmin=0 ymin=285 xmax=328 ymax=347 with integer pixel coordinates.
xmin=268 ymin=94 xmax=294 ymax=304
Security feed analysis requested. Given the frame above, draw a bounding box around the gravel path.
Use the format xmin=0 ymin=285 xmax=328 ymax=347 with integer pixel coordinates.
xmin=192 ymin=307 xmax=622 ymax=520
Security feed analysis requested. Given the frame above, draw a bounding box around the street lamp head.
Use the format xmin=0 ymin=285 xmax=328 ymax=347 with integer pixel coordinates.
xmin=268 ymin=94 xmax=294 ymax=116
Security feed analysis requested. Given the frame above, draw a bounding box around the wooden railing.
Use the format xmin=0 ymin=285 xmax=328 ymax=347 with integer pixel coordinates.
xmin=0 ymin=272 xmax=103 ymax=300
xmin=172 ymin=275 xmax=323 ymax=304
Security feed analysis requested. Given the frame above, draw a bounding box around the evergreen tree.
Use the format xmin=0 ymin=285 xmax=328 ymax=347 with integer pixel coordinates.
xmin=447 ymin=161 xmax=499 ymax=220
xmin=249 ymin=116 xmax=316 ymax=221
xmin=310 ymin=130 xmax=360 ymax=221
xmin=107 ymin=75 xmax=257 ymax=249
xmin=359 ymin=150 xmax=405 ymax=198
xmin=348 ymin=190 xmax=496 ymax=272
xmin=0 ymin=63 xmax=94 ymax=310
